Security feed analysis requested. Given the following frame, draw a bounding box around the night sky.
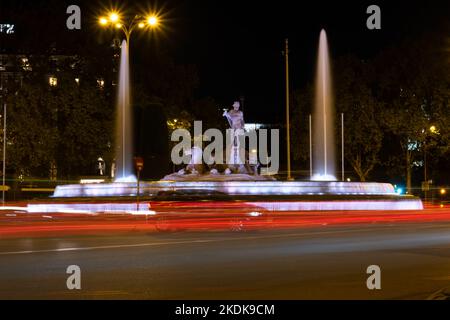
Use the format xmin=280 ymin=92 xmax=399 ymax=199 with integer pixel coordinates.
xmin=1 ymin=0 xmax=449 ymax=123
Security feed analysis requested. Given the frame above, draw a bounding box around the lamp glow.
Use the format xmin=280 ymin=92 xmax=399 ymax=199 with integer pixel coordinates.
xmin=109 ymin=13 xmax=119 ymax=22
xmin=147 ymin=16 xmax=158 ymax=26
xmin=99 ymin=17 xmax=108 ymax=25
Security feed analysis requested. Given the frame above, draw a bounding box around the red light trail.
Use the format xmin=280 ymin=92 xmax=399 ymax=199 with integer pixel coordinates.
xmin=0 ymin=200 xmax=449 ymax=238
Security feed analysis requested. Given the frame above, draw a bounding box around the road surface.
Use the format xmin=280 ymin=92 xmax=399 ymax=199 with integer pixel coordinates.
xmin=0 ymin=205 xmax=450 ymax=299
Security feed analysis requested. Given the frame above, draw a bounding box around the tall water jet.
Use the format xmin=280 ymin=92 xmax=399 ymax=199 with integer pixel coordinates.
xmin=115 ymin=40 xmax=135 ymax=182
xmin=312 ymin=29 xmax=336 ymax=181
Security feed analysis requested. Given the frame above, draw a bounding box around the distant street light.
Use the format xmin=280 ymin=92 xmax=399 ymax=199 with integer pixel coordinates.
xmin=429 ymin=125 xmax=436 ymax=134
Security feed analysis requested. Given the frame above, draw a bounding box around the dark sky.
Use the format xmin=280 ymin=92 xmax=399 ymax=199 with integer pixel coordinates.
xmin=1 ymin=0 xmax=449 ymax=123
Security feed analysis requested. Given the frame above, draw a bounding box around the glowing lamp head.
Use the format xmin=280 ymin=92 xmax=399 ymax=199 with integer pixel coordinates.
xmin=99 ymin=17 xmax=108 ymax=26
xmin=138 ymin=22 xmax=145 ymax=28
xmin=109 ymin=13 xmax=119 ymax=22
xmin=430 ymin=125 xmax=437 ymax=133
xmin=147 ymin=16 xmax=158 ymax=26
xmin=440 ymin=188 xmax=446 ymax=195
xmin=115 ymin=23 xmax=122 ymax=29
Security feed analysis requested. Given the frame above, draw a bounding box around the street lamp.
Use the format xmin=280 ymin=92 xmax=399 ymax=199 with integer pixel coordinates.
xmin=98 ymin=10 xmax=161 ymax=180
xmin=423 ymin=125 xmax=440 ymax=202
xmin=98 ymin=11 xmax=160 ymax=44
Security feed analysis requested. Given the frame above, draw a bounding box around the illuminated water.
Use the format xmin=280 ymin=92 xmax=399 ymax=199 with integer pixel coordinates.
xmin=115 ymin=40 xmax=135 ymax=182
xmin=311 ymin=29 xmax=336 ymax=181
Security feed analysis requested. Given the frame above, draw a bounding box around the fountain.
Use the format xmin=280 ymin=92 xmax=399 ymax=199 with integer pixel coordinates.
xmin=42 ymin=30 xmax=423 ymax=212
xmin=312 ymin=30 xmax=336 ymax=181
xmin=115 ymin=40 xmax=135 ymax=182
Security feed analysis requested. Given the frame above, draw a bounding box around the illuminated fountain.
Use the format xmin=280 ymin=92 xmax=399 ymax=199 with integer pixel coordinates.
xmin=312 ymin=30 xmax=336 ymax=181
xmin=115 ymin=40 xmax=135 ymax=182
xmin=43 ymin=30 xmax=423 ymax=212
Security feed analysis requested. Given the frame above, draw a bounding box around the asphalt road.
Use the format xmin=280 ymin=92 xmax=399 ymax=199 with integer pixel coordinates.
xmin=1 ymin=220 xmax=450 ymax=299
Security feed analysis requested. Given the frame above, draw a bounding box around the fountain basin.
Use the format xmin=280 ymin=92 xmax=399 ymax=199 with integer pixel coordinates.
xmin=48 ymin=180 xmax=423 ymax=211
xmin=53 ymin=180 xmax=397 ymax=197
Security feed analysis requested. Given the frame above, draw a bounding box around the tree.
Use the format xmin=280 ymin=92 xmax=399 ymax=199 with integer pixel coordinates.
xmin=292 ymin=84 xmax=313 ymax=170
xmin=374 ymin=33 xmax=450 ymax=192
xmin=334 ymin=56 xmax=383 ymax=182
xmin=6 ymin=83 xmax=58 ymax=178
xmin=7 ymin=73 xmax=113 ymax=180
xmin=53 ymin=74 xmax=113 ymax=179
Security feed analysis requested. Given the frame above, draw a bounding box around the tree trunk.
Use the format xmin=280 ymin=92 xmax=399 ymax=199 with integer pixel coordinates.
xmin=406 ymin=150 xmax=412 ymax=194
xmin=351 ymin=154 xmax=367 ymax=182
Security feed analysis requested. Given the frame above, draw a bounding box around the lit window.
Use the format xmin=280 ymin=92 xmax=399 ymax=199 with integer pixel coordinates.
xmin=21 ymin=57 xmax=32 ymax=71
xmin=49 ymin=76 xmax=57 ymax=87
xmin=97 ymin=78 xmax=105 ymax=88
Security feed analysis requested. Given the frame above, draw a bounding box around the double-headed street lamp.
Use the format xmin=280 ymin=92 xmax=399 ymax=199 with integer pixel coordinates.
xmin=98 ymin=11 xmax=159 ymax=43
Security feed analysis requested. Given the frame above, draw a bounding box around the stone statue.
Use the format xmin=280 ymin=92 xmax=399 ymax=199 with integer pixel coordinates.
xmin=177 ymin=143 xmax=204 ymax=175
xmin=162 ymin=100 xmax=273 ymax=181
xmin=223 ymin=101 xmax=245 ymax=130
xmin=223 ymin=101 xmax=249 ymax=174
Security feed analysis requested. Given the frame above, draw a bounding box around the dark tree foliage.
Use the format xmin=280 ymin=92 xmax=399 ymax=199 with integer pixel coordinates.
xmin=334 ymin=55 xmax=383 ymax=182
xmin=374 ymin=33 xmax=450 ymax=191
xmin=7 ymin=68 xmax=113 ymax=180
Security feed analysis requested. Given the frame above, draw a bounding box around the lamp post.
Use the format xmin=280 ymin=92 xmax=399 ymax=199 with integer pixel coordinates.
xmin=0 ymin=85 xmax=5 ymax=204
xmin=309 ymin=114 xmax=312 ymax=179
xmin=284 ymin=39 xmax=292 ymax=180
xmin=134 ymin=156 xmax=144 ymax=211
xmin=2 ymin=97 xmax=5 ymax=204
xmin=341 ymin=113 xmax=344 ymax=181
xmin=423 ymin=125 xmax=439 ymax=202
